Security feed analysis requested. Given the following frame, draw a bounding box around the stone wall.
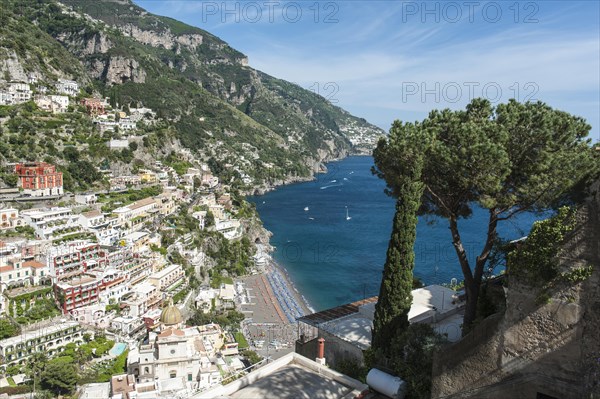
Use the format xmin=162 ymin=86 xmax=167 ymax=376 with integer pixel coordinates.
xmin=431 ymin=182 xmax=600 ymax=399
xmin=296 ymin=330 xmax=365 ymax=368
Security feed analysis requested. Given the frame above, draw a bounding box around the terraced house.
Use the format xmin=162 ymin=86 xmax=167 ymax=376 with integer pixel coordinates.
xmin=0 ymin=321 xmax=83 ymax=372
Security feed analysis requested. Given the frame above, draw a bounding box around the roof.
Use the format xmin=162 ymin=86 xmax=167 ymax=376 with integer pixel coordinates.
xmin=22 ymin=260 xmax=45 ymax=268
xmin=111 ymin=374 xmax=135 ymax=395
xmin=80 ymin=382 xmax=111 ymax=399
xmin=128 ymin=197 xmax=156 ymax=210
xmin=151 ymin=263 xmax=181 ymax=279
xmin=82 ymin=210 xmax=102 ymax=218
xmin=159 ymin=300 xmax=183 ymax=326
xmin=197 ymin=352 xmax=368 ymax=399
xmin=297 ymin=297 xmax=378 ymax=327
xmin=157 ymin=328 xmax=185 ymax=338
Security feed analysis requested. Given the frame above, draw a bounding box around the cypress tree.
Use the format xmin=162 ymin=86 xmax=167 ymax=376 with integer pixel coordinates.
xmin=371 ymin=158 xmax=423 ymax=355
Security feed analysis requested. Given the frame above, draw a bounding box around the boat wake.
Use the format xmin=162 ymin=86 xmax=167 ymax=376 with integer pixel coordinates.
xmin=320 ymin=183 xmax=343 ymax=190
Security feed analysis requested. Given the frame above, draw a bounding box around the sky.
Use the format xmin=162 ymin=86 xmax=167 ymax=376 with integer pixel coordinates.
xmin=135 ymin=0 xmax=600 ymax=142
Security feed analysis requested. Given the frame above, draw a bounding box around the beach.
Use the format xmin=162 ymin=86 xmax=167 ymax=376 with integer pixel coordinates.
xmin=238 ymin=259 xmax=312 ymax=359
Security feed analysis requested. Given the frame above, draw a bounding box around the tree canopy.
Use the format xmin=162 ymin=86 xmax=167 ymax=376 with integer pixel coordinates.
xmin=373 ymin=98 xmax=598 ymax=331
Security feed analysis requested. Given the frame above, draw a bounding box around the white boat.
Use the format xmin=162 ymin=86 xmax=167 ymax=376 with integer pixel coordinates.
xmin=346 ymin=206 xmax=351 ymax=220
xmin=304 ymin=206 xmax=309 ymax=211
xmin=309 ymin=217 xmax=315 ymax=220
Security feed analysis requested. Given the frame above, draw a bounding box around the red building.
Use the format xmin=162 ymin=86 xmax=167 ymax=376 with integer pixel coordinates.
xmin=80 ymin=98 xmax=105 ymax=115
xmin=55 ymin=269 xmax=128 ymax=313
xmin=15 ymin=162 xmax=63 ymax=197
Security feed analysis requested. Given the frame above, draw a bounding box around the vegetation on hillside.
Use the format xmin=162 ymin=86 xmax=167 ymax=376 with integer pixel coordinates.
xmin=0 ymin=0 xmax=383 ymax=189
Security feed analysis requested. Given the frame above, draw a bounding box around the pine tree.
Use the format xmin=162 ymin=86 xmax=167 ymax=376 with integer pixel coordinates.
xmin=371 ymin=155 xmax=423 ymax=355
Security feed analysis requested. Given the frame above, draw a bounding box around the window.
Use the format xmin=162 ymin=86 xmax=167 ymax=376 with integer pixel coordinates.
xmin=188 ymin=373 xmax=192 ymax=382
xmin=170 ymin=349 xmax=176 ymax=355
xmin=169 ymin=371 xmax=176 ymax=378
xmin=144 ymin=367 xmax=150 ymax=374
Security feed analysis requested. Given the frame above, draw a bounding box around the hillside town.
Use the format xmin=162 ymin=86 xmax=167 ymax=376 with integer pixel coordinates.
xmin=0 ymin=0 xmax=598 ymax=398
xmin=0 ymin=73 xmax=284 ymax=395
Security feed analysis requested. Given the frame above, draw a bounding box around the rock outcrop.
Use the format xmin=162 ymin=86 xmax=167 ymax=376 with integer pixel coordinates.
xmin=106 ymin=57 xmax=146 ymax=84
xmin=0 ymin=50 xmax=28 ymax=82
xmin=120 ymin=24 xmax=203 ymax=51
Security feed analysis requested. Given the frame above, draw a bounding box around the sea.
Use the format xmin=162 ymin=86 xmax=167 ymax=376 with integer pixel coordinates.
xmin=249 ymin=156 xmax=545 ymax=312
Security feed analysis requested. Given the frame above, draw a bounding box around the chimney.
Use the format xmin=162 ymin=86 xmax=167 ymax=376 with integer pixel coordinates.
xmin=316 ymin=337 xmax=326 ymax=365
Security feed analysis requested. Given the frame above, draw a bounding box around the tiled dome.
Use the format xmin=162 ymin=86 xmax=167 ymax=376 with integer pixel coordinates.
xmin=160 ymin=299 xmax=182 ymax=326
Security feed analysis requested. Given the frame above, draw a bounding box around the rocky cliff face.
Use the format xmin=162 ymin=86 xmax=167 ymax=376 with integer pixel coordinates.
xmin=105 ymin=57 xmax=146 ymax=85
xmin=0 ymin=50 xmax=29 ymax=82
xmin=56 ymin=31 xmax=113 ymax=55
xmin=120 ymin=24 xmax=204 ymax=52
xmin=431 ymin=182 xmax=600 ymax=399
xmin=1 ymin=0 xmax=384 ymax=187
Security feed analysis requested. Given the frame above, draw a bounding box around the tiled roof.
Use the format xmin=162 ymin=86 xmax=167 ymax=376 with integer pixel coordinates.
xmin=128 ymin=197 xmax=156 ymax=210
xmin=23 ymin=260 xmax=45 ymax=268
xmin=82 ymin=210 xmax=102 ymax=218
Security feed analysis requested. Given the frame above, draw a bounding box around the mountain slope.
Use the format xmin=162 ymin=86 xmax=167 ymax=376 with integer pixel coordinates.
xmin=0 ymin=0 xmax=384 ymax=187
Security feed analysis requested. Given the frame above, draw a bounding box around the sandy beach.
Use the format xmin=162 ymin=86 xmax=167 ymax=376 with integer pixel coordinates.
xmin=238 ymin=259 xmax=312 ymax=357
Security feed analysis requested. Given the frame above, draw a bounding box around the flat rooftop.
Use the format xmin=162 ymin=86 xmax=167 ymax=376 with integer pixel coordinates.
xmin=198 ymin=352 xmax=367 ymax=399
xmin=299 ymin=285 xmax=465 ymax=347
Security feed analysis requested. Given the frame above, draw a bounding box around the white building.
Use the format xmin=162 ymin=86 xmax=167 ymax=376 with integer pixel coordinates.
xmin=34 ymin=95 xmax=69 ymax=113
xmin=0 ymin=321 xmax=83 ymax=372
xmin=0 ymin=207 xmax=21 ymax=230
xmin=70 ymin=303 xmax=112 ymax=328
xmin=194 ymin=287 xmax=217 ymax=314
xmin=127 ymin=305 xmax=223 ymax=392
xmin=192 ymin=211 xmax=207 ymax=230
xmin=0 ymin=259 xmax=49 ymax=290
xmin=20 ymin=207 xmax=82 ymax=240
xmin=148 ymin=264 xmax=185 ymax=292
xmin=215 ymin=219 xmax=242 ymax=240
xmin=118 ymin=117 xmax=137 ymax=130
xmin=56 ymin=79 xmax=79 ymax=96
xmin=7 ymin=82 xmax=32 ymax=103
xmin=111 ymin=316 xmax=145 ymax=336
xmin=108 ymin=139 xmax=129 ymax=149
xmin=0 ymin=91 xmax=13 ymax=105
xmin=113 ymin=197 xmax=159 ymax=226
xmin=74 ymin=193 xmax=97 ymax=205
xmin=122 ymin=282 xmax=161 ymax=318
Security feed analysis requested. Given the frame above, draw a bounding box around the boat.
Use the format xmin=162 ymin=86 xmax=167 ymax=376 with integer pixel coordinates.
xmin=309 ymin=217 xmax=315 ymax=220
xmin=345 ymin=206 xmax=351 ymax=221
xmin=304 ymin=206 xmax=309 ymax=211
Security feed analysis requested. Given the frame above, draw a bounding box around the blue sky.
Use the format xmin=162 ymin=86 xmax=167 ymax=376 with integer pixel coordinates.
xmin=135 ymin=0 xmax=600 ymax=142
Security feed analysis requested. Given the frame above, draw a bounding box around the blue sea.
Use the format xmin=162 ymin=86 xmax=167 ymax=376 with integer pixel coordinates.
xmin=249 ymin=156 xmax=545 ymax=312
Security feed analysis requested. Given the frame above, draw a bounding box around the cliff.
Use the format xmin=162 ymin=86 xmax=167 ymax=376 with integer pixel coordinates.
xmin=0 ymin=0 xmax=384 ymax=187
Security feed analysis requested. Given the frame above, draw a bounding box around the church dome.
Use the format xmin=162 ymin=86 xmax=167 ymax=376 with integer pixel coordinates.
xmin=160 ymin=299 xmax=182 ymax=326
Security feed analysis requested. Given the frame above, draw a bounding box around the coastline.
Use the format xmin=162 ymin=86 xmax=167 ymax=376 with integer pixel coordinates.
xmin=243 ymin=153 xmax=375 ymax=322
xmin=246 ymin=151 xmax=373 ymax=196
xmin=268 ymin=258 xmax=315 ymax=315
